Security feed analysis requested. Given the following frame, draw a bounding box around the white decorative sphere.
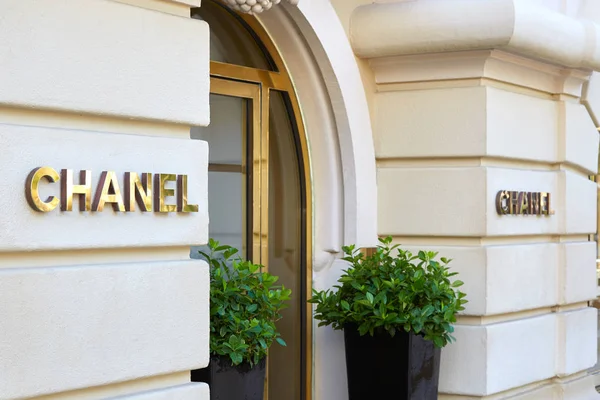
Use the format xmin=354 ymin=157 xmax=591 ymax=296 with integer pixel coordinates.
xmin=222 ymin=0 xmax=285 ymax=15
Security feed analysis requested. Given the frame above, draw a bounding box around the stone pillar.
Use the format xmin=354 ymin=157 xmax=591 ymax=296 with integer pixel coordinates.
xmin=352 ymin=1 xmax=600 ymax=398
xmin=0 ymin=0 xmax=210 ymax=399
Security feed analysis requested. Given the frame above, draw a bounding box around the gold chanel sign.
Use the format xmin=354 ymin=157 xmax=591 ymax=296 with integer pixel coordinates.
xmin=495 ymin=190 xmax=553 ymax=216
xmin=25 ymin=167 xmax=198 ymax=213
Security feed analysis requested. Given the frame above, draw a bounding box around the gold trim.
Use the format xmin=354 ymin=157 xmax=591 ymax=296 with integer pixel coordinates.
xmin=210 ymin=77 xmax=260 ymax=99
xmin=210 ymin=61 xmax=287 ymax=90
xmin=251 ymin=86 xmax=262 ymax=266
xmin=208 ymin=164 xmax=244 ymax=173
xmin=242 ymin=97 xmax=249 ymax=258
xmin=261 ymin=86 xmax=271 ymax=400
xmin=260 ymin=86 xmax=270 ymax=269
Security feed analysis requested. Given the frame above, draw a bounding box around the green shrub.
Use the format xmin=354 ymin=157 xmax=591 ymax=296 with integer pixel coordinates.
xmin=199 ymin=239 xmax=291 ymax=366
xmin=308 ymin=236 xmax=467 ymax=348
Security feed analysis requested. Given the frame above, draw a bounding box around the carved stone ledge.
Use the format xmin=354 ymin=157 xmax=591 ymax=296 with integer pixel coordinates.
xmin=221 ymin=0 xmax=297 ymax=15
xmin=351 ymin=0 xmax=600 ymax=71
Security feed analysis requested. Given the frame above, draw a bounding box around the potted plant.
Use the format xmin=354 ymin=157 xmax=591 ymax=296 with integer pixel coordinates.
xmin=308 ymin=236 xmax=467 ymax=400
xmin=191 ymin=239 xmax=291 ymax=400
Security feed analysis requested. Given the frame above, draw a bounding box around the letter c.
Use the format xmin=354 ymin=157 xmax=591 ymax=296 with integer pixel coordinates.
xmin=25 ymin=167 xmax=60 ymax=212
xmin=495 ymin=190 xmax=510 ymax=215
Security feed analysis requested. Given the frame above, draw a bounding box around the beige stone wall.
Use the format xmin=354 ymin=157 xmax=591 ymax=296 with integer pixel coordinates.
xmin=348 ymin=1 xmax=600 ymax=399
xmin=370 ymin=50 xmax=599 ymax=400
xmin=0 ymin=0 xmax=210 ymax=398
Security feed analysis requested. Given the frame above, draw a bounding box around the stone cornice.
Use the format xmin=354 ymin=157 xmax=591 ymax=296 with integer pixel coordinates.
xmin=370 ymin=50 xmax=591 ymax=98
xmin=350 ymin=0 xmax=600 ymax=71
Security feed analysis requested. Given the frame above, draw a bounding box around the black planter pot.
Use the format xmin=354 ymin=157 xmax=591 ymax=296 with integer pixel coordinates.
xmin=191 ymin=355 xmax=266 ymax=400
xmin=343 ymin=323 xmax=441 ymax=400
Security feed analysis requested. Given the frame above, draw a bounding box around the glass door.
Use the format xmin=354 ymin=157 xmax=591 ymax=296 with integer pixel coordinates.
xmin=191 ymin=78 xmax=264 ymax=263
xmin=191 ymin=76 xmax=305 ymax=400
xmin=190 ymin=3 xmax=310 ymax=397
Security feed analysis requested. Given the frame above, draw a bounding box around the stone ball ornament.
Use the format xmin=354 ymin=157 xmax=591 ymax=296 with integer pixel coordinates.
xmin=222 ymin=0 xmax=299 ymax=14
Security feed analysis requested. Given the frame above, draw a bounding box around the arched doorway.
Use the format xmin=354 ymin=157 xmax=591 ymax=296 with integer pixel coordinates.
xmin=190 ymin=2 xmax=312 ymax=399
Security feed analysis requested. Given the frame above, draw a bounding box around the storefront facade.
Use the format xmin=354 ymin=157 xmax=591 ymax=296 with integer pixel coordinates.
xmin=1 ymin=0 xmax=600 ymax=399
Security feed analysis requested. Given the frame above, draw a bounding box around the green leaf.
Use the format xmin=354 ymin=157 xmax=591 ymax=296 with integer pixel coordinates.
xmin=276 ymin=337 xmax=287 ymax=347
xmin=358 ymin=324 xmax=369 ymax=336
xmin=444 ymin=309 xmax=454 ymax=320
xmin=422 ymin=305 xmax=435 ymax=317
xmin=246 ymin=304 xmax=258 ymax=313
xmin=230 ymin=352 xmax=243 ymax=365
xmin=366 ymin=292 xmax=374 ymax=304
xmin=374 ymin=291 xmax=387 ymax=305
xmin=341 ymin=300 xmax=350 ymax=311
xmin=248 ymin=325 xmax=262 ymax=333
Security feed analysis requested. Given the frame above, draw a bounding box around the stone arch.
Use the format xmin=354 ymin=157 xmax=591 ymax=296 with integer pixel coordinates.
xmin=257 ymin=1 xmax=378 ymax=265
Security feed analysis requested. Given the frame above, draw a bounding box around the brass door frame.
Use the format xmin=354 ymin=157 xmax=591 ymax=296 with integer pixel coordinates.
xmin=205 ymin=3 xmax=313 ymax=399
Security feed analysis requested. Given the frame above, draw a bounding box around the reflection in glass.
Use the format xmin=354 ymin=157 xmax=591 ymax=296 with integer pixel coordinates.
xmin=268 ymin=90 xmax=303 ymax=400
xmin=191 ymin=93 xmax=249 ymax=259
xmin=191 ymin=1 xmax=274 ymax=71
xmin=193 ymin=94 xmax=244 ymax=165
